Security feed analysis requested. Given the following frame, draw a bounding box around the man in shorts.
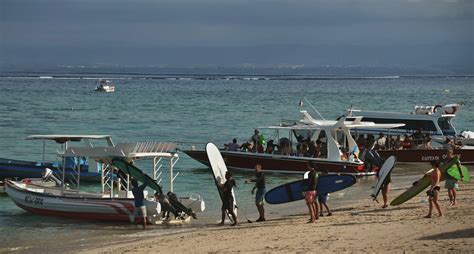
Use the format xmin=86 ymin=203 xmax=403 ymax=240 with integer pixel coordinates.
xmin=248 ymin=163 xmax=266 ymax=222
xmin=425 ymin=160 xmax=442 ymax=218
xmin=305 ymin=166 xmax=319 ymax=223
xmin=132 ymin=178 xmax=148 ymax=229
xmin=445 ymin=149 xmax=463 ymax=206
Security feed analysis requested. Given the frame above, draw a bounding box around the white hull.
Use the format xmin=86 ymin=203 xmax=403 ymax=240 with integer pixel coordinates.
xmin=5 ymin=180 xmax=204 ymax=223
xmin=5 ymin=180 xmax=156 ymax=222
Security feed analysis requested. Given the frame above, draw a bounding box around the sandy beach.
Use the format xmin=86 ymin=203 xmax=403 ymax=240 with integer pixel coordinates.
xmin=81 ymin=179 xmax=474 ymax=253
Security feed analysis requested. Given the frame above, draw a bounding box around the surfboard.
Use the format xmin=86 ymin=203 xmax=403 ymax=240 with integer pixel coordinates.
xmin=371 ymin=156 xmax=396 ymax=200
xmin=205 ymin=143 xmax=238 ymax=216
xmin=111 ymin=158 xmax=163 ymax=193
xmin=390 ymin=155 xmax=459 ymax=206
xmin=264 ymin=174 xmax=357 ymax=205
xmin=447 ymin=164 xmax=471 ymax=182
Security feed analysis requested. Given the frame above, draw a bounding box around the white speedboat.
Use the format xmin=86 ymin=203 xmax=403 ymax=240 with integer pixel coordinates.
xmin=343 ymin=103 xmax=474 ymax=164
xmin=95 ymin=79 xmax=115 ymax=92
xmin=344 ymin=103 xmax=462 ymax=141
xmin=5 ymin=141 xmax=205 ymax=224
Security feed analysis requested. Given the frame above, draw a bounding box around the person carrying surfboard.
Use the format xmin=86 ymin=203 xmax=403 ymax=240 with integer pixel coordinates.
xmin=217 ymin=171 xmax=238 ymax=226
xmin=131 ymin=177 xmax=148 ymax=229
xmin=246 ymin=163 xmax=266 ymax=222
xmin=305 ymin=166 xmax=319 ymax=223
xmin=425 ymin=160 xmax=442 ymax=218
xmin=379 ymin=168 xmax=391 ymax=209
xmin=445 ymin=149 xmax=464 ymax=206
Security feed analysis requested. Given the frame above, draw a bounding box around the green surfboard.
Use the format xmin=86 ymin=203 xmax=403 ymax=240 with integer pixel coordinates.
xmin=447 ymin=164 xmax=471 ymax=182
xmin=390 ymin=156 xmax=458 ymax=206
xmin=111 ymin=159 xmax=163 ymax=194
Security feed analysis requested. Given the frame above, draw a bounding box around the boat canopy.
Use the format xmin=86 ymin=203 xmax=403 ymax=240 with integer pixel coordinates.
xmin=62 ymin=142 xmax=177 ymax=159
xmin=26 ymin=135 xmax=114 ymax=146
xmin=299 ymin=111 xmax=405 ymax=130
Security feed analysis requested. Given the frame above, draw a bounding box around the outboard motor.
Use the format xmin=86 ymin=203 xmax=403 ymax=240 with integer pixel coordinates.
xmin=42 ymin=168 xmax=62 ymax=186
xmin=167 ymin=191 xmax=197 ymax=219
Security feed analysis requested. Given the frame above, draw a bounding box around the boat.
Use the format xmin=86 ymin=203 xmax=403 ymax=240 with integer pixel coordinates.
xmin=0 ymin=168 xmax=57 ymax=194
xmin=343 ymin=104 xmax=474 ymax=164
xmin=460 ymin=130 xmax=474 ymax=146
xmin=344 ymin=103 xmax=463 ymax=143
xmin=5 ymin=141 xmax=205 ymax=224
xmin=183 ymin=111 xmax=405 ymax=176
xmin=0 ymin=135 xmax=114 ymax=183
xmin=94 ymin=79 xmax=115 ymax=92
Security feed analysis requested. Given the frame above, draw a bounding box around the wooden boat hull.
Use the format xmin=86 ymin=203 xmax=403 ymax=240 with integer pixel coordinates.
xmin=376 ymin=148 xmax=474 ymax=165
xmin=183 ymin=150 xmax=370 ymax=175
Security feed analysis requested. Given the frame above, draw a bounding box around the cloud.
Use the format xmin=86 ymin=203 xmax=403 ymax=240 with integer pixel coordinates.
xmin=1 ymin=0 xmax=472 ymax=66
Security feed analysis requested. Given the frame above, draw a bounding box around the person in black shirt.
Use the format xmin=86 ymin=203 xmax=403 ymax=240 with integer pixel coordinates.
xmin=218 ymin=171 xmax=238 ymax=226
xmin=246 ymin=163 xmax=266 ymax=222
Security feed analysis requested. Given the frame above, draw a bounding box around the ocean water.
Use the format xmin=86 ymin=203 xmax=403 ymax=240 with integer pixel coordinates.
xmin=0 ymin=75 xmax=473 ymax=252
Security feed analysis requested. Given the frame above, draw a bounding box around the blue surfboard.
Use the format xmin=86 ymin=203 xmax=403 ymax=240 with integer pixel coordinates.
xmin=265 ymin=174 xmax=357 ymax=205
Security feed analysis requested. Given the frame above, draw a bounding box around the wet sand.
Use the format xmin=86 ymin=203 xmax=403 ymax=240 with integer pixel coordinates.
xmin=81 ymin=179 xmax=474 ymax=253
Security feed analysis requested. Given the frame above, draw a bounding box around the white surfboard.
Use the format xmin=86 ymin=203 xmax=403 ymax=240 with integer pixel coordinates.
xmin=372 ymin=155 xmax=396 ymax=200
xmin=205 ymin=143 xmax=238 ymax=216
xmin=303 ymin=171 xmax=310 ymax=179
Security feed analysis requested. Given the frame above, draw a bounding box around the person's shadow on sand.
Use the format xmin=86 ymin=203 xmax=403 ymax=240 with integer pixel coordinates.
xmin=418 ymin=228 xmax=474 ymax=240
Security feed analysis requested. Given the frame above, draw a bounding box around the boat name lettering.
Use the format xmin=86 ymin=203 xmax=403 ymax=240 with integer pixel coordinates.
xmin=421 ymin=156 xmax=440 ymax=161
xmin=24 ymin=196 xmax=43 ymax=205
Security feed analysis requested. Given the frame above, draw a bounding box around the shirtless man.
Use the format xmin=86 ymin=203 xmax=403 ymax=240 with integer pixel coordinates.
xmin=425 ymin=160 xmax=442 ymax=218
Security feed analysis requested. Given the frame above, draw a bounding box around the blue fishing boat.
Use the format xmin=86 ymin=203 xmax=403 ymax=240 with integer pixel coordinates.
xmin=0 ymin=135 xmax=114 ymax=182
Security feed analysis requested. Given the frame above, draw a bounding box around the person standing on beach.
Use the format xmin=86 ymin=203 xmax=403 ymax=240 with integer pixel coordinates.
xmin=218 ymin=171 xmax=238 ymax=226
xmin=246 ymin=163 xmax=266 ymax=222
xmin=445 ymin=149 xmax=464 ymax=206
xmin=305 ymin=166 xmax=319 ymax=223
xmin=131 ymin=177 xmax=148 ymax=229
xmin=425 ymin=160 xmax=442 ymax=218
xmin=317 ymin=171 xmax=332 ymax=217
xmin=379 ymin=169 xmax=391 ymax=209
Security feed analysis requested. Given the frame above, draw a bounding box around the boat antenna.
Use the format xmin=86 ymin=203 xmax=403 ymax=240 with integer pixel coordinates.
xmin=303 ymin=97 xmax=325 ymax=120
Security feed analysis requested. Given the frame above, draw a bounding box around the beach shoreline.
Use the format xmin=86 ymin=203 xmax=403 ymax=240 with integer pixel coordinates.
xmin=80 ymin=180 xmax=474 ymax=253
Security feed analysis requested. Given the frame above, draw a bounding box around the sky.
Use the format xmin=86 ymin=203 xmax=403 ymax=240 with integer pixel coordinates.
xmin=0 ymin=0 xmax=473 ymax=70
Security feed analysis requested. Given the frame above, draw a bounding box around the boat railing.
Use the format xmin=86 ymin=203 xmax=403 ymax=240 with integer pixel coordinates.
xmin=116 ymin=142 xmax=177 ymax=158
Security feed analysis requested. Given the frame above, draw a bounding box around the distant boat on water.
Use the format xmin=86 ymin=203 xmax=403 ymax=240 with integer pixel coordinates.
xmin=95 ymin=79 xmax=115 ymax=92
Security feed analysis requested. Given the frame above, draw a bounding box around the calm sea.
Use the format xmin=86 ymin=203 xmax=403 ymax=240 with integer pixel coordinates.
xmin=0 ymin=75 xmax=473 ymax=252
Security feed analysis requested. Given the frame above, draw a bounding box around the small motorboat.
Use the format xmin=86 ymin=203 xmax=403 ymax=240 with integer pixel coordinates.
xmin=0 ymin=168 xmax=57 ymax=194
xmin=5 ymin=141 xmax=205 ymax=224
xmin=95 ymin=79 xmax=115 ymax=93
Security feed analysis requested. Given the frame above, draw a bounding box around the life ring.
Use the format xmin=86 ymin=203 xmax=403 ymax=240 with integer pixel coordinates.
xmin=444 ymin=106 xmax=457 ymax=115
xmin=433 ymin=105 xmax=442 ymax=113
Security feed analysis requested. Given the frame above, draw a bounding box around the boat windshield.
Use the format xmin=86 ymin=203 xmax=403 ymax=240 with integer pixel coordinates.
xmin=438 ymin=117 xmax=456 ymax=136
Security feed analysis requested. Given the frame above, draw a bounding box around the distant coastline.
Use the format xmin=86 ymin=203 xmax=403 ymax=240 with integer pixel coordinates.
xmin=1 ymin=64 xmax=473 ymax=78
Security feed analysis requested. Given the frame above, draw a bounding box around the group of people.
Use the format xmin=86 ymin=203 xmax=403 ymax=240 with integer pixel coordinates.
xmin=224 ymin=129 xmax=329 ymax=159
xmin=357 ymin=131 xmax=434 ymax=152
xmin=130 ymin=148 xmax=465 ymax=229
xmin=375 ymin=148 xmax=465 ymax=217
xmin=216 ymin=163 xmax=332 ymax=226
xmin=424 ymin=148 xmax=464 ymax=218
